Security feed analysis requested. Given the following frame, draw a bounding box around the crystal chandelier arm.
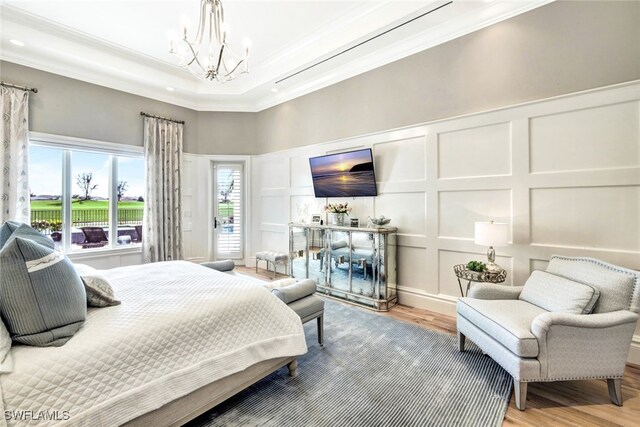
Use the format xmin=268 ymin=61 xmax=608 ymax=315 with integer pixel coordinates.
xmin=215 ymin=44 xmax=226 ymax=75
xmin=214 ymin=0 xmax=224 ymax=43
xmin=170 ymin=0 xmax=249 ymax=83
xmin=184 ymin=39 xmax=206 ymax=69
xmin=220 ymin=56 xmax=246 ymax=78
xmin=192 ymin=0 xmax=208 ymax=47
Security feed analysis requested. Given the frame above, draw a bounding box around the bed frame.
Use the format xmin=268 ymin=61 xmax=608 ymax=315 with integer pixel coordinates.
xmin=123 ymin=357 xmax=298 ymax=426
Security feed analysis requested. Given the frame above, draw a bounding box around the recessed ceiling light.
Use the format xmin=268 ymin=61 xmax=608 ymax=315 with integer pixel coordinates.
xmin=271 ymin=87 xmax=279 ymax=93
xmin=9 ymin=39 xmax=24 ymax=47
xmin=166 ymin=87 xmax=175 ymax=92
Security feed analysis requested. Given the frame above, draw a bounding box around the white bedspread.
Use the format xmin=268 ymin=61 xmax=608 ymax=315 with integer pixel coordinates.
xmin=0 ymin=261 xmax=307 ymax=427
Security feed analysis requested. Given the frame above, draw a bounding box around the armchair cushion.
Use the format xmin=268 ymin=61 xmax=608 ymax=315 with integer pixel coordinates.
xmin=519 ymin=271 xmax=600 ymax=314
xmin=457 ymin=298 xmax=547 ymax=357
xmin=546 ymin=256 xmax=639 ymax=313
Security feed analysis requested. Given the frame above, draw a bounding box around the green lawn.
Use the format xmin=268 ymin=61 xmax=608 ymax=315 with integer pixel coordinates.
xmin=31 ymin=199 xmax=144 ymax=210
xmin=218 ymin=201 xmax=234 ymax=217
xmin=31 ymin=199 xmax=144 ymax=225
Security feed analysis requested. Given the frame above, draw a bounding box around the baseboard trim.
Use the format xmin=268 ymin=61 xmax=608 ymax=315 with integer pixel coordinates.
xmin=396 ymin=286 xmax=640 ymax=365
xmin=396 ymin=286 xmax=458 ymax=317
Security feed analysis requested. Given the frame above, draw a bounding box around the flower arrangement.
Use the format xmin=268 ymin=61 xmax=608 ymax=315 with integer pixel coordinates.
xmin=324 ymin=203 xmax=352 ymax=214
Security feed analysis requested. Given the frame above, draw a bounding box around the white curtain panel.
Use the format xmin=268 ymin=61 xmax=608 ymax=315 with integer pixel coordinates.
xmin=0 ymin=86 xmax=30 ymax=224
xmin=142 ymin=117 xmax=184 ymax=262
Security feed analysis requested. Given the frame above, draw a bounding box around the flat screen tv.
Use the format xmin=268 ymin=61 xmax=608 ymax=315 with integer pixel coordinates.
xmin=309 ymin=148 xmax=377 ymax=197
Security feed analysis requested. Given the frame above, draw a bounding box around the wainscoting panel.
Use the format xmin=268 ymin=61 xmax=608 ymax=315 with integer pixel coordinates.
xmin=438 ymin=190 xmax=512 ymax=240
xmin=290 ymin=155 xmax=313 ymax=189
xmin=438 ymin=123 xmax=511 ymax=179
xmin=260 ymin=195 xmax=287 ymax=225
xmin=248 ymin=81 xmax=640 ymax=363
xmin=397 ymin=246 xmax=429 ymax=293
xmin=529 ymin=101 xmax=640 ymax=174
xmin=375 ymin=192 xmax=427 ymax=237
xmin=374 ymin=136 xmax=427 ymax=182
xmin=530 ymin=186 xmax=640 ymax=251
xmin=259 ymin=156 xmax=289 ymax=191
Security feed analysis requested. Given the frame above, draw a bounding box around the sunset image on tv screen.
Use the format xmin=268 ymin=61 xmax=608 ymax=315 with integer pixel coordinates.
xmin=309 ymin=149 xmax=377 ymax=197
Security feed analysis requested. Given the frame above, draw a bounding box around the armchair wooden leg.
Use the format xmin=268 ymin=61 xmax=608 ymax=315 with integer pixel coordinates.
xmin=607 ymin=378 xmax=623 ymax=406
xmin=287 ymin=359 xmax=298 ymax=378
xmin=457 ymin=331 xmax=465 ymax=352
xmin=514 ymin=379 xmax=527 ymax=411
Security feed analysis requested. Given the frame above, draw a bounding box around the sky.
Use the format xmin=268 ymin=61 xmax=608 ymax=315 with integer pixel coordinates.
xmin=30 ymin=146 xmax=145 ymax=199
xmin=309 ymin=149 xmax=372 ymax=175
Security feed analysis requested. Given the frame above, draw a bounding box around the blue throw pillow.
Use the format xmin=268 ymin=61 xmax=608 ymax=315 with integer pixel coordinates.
xmin=0 ymin=236 xmax=86 ymax=346
xmin=0 ymin=221 xmax=54 ymax=249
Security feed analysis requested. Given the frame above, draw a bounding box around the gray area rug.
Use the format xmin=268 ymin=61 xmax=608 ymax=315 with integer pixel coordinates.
xmin=187 ymin=300 xmax=512 ymax=427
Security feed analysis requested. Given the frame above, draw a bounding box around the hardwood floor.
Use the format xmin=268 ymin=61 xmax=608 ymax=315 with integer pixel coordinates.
xmin=239 ymin=266 xmax=640 ymax=426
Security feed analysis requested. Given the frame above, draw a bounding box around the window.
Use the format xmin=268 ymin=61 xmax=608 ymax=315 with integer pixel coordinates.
xmin=29 ymin=134 xmax=144 ymax=252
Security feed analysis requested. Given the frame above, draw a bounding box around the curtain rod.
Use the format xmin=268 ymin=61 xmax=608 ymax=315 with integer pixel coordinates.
xmin=140 ymin=111 xmax=185 ymax=125
xmin=0 ymin=81 xmax=38 ymax=93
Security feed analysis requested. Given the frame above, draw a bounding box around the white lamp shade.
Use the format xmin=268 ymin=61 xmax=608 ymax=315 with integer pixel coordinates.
xmin=474 ymin=221 xmax=509 ymax=247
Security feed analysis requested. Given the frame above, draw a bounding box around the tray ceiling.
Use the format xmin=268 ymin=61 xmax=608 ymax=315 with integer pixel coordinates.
xmin=0 ymin=0 xmax=553 ymax=111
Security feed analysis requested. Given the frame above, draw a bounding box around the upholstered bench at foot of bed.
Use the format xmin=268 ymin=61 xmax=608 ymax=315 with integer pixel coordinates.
xmin=272 ymin=279 xmax=325 ymax=346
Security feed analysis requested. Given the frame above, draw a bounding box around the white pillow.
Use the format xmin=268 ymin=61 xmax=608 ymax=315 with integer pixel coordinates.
xmin=0 ymin=320 xmax=13 ymax=373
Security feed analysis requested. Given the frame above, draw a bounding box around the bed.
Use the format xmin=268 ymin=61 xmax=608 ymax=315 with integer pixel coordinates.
xmin=0 ymin=261 xmax=307 ymax=427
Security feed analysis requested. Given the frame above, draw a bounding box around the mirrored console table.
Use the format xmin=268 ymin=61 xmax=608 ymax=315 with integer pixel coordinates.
xmin=289 ymin=222 xmax=397 ymax=311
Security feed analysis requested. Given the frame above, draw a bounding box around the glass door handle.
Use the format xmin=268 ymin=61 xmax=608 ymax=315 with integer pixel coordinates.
xmin=214 ymin=217 xmax=219 ymax=229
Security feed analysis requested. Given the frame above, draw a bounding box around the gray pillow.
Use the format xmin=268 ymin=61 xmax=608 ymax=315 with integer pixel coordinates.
xmin=272 ymin=279 xmax=317 ymax=304
xmin=200 ymin=259 xmax=235 ymax=272
xmin=74 ymin=264 xmax=121 ymax=307
xmin=519 ymin=270 xmax=600 ymax=314
xmin=0 ymin=237 xmax=86 ymax=346
xmin=0 ymin=221 xmax=53 ymax=249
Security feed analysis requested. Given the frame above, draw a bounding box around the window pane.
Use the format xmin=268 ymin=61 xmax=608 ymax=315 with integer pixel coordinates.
xmin=29 ymin=146 xmax=63 ymax=250
xmin=117 ymin=156 xmax=145 ymax=246
xmin=71 ymin=151 xmax=111 ymax=250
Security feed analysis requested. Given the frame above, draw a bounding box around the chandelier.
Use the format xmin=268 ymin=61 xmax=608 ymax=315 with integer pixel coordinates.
xmin=170 ymin=0 xmax=250 ymax=82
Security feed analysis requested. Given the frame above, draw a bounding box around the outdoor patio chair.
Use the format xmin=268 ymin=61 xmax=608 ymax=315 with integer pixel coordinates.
xmin=80 ymin=227 xmax=109 ymax=249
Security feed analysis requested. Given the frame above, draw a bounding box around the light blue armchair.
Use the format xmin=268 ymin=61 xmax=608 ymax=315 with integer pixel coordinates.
xmin=457 ymin=255 xmax=640 ymax=410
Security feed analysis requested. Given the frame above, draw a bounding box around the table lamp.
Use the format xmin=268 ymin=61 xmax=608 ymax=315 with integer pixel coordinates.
xmin=474 ymin=221 xmax=509 ymax=273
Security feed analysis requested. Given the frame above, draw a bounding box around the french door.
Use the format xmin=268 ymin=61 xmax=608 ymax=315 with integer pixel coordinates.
xmin=212 ymin=162 xmax=244 ymax=260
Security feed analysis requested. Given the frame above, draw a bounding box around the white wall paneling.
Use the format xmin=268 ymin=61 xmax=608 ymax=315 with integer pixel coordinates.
xmin=68 ymin=250 xmax=142 ymax=270
xmin=248 ymin=81 xmax=640 ymax=363
xmin=438 ymin=123 xmax=512 ymax=179
xmin=530 ymin=185 xmax=640 ymax=252
xmin=529 ymin=102 xmax=640 ymax=174
xmin=438 ymin=190 xmax=512 ymax=240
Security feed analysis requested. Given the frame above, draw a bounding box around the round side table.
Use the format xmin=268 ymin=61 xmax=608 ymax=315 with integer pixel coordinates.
xmin=454 ymin=264 xmax=507 ymax=297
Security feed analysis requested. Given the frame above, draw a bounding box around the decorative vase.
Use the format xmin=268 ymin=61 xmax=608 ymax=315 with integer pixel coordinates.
xmin=328 ymin=213 xmax=345 ymax=226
